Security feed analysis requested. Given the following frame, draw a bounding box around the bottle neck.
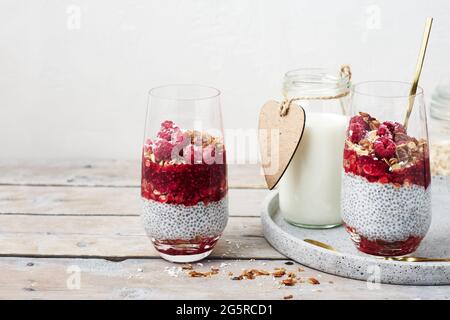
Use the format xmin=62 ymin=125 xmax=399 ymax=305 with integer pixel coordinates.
xmin=282 ymin=68 xmax=350 ymax=99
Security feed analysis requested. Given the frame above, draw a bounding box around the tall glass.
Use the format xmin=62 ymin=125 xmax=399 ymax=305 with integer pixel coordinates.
xmin=342 ymin=81 xmax=431 ymax=256
xmin=141 ymin=85 xmax=228 ymax=263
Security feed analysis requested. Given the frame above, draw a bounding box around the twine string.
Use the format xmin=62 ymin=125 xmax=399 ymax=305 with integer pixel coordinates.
xmin=279 ymin=65 xmax=352 ymax=117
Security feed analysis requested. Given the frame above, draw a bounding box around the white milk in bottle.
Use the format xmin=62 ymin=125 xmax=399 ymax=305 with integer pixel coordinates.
xmin=278 ymin=68 xmax=350 ymax=228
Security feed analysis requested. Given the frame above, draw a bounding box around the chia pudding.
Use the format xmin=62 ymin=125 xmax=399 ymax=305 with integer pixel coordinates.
xmin=141 ymin=120 xmax=228 ymax=262
xmin=341 ymin=112 xmax=431 ymax=256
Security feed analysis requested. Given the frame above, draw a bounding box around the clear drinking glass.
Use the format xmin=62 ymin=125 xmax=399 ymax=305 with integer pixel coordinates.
xmin=141 ymin=84 xmax=228 ymax=263
xmin=342 ymin=81 xmax=432 ymax=256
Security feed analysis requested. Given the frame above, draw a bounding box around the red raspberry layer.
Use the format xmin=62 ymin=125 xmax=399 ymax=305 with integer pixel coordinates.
xmin=141 ymin=153 xmax=227 ymax=206
xmin=141 ymin=120 xmax=228 ymax=206
xmin=343 ymin=148 xmax=431 ymax=188
xmin=152 ymin=235 xmax=220 ymax=256
xmin=345 ymin=225 xmax=423 ymax=256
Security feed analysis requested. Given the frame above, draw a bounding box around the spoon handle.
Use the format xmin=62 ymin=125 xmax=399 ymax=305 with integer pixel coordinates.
xmin=403 ymin=17 xmax=433 ymax=130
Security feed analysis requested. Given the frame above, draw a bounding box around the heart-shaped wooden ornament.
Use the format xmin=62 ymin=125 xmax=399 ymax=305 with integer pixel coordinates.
xmin=258 ymin=100 xmax=306 ymax=190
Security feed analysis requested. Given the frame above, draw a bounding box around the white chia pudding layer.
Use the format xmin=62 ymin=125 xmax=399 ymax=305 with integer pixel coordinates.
xmin=341 ymin=173 xmax=431 ymax=242
xmin=141 ymin=196 xmax=228 ymax=241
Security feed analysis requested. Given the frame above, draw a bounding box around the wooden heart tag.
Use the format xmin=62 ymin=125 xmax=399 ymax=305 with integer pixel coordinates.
xmin=258 ymin=100 xmax=306 ymax=190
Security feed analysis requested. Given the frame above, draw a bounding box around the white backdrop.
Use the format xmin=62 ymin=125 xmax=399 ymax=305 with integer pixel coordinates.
xmin=1 ymin=0 xmax=449 ymax=161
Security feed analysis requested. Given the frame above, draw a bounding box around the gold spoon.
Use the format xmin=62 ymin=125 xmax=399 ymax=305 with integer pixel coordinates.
xmin=304 ymin=239 xmax=338 ymax=252
xmin=403 ymin=17 xmax=433 ymax=130
xmin=303 ymin=238 xmax=450 ymax=262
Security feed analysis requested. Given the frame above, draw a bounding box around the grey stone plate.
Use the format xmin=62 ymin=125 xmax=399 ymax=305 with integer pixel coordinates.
xmin=261 ymin=176 xmax=450 ymax=285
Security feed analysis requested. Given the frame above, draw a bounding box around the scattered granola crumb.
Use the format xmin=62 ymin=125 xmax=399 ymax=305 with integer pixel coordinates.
xmin=298 ymin=267 xmax=305 ymax=272
xmin=308 ymin=277 xmax=320 ymax=285
xmin=251 ymin=269 xmax=270 ymax=276
xmin=188 ymin=270 xmax=210 ymax=278
xmin=272 ymin=268 xmax=286 ymax=278
xmin=283 ymin=294 xmax=293 ymax=300
xmin=181 ymin=264 xmax=193 ymax=270
xmin=281 ymin=278 xmax=297 ymax=286
xmin=228 ymin=272 xmax=234 ymax=277
xmin=229 ymin=269 xmax=271 ymax=281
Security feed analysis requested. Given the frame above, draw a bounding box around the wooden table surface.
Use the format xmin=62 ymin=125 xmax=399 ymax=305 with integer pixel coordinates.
xmin=0 ymin=160 xmax=448 ymax=300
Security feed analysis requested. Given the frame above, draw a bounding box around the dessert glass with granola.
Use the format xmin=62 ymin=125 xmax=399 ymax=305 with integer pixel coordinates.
xmin=342 ymin=81 xmax=432 ymax=256
xmin=141 ymin=85 xmax=228 ymax=262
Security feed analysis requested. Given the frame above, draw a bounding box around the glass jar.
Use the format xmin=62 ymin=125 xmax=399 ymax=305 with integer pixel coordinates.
xmin=342 ymin=81 xmax=431 ymax=256
xmin=278 ymin=67 xmax=351 ymax=228
xmin=429 ymin=79 xmax=450 ymax=176
xmin=141 ymin=84 xmax=228 ymax=263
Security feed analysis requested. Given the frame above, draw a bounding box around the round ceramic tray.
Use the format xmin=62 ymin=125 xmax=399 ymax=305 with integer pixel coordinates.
xmin=261 ymin=176 xmax=450 ymax=285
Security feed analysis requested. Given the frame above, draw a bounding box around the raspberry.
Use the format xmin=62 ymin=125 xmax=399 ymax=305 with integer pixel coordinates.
xmin=358 ymin=156 xmax=388 ymax=176
xmin=153 ymin=140 xmax=174 ymax=162
xmin=157 ymin=121 xmax=180 ymax=141
xmin=161 ymin=120 xmax=177 ymax=130
xmin=376 ymin=124 xmax=392 ymax=138
xmin=171 ymin=129 xmax=187 ymax=144
xmin=157 ymin=130 xmax=172 ymax=140
xmin=373 ymin=136 xmax=396 ymax=159
xmin=349 ymin=115 xmax=369 ymax=130
xmin=348 ymin=123 xmax=367 ymax=143
xmin=343 ymin=149 xmax=357 ymax=173
xmin=382 ymin=121 xmax=406 ymax=135
xmin=143 ymin=138 xmax=154 ymax=154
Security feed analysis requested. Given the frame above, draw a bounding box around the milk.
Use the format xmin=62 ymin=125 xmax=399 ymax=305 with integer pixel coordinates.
xmin=279 ymin=112 xmax=347 ymax=228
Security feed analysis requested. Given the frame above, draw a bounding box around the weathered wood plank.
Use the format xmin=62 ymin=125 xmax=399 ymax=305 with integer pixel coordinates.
xmin=0 ymin=160 xmax=265 ymax=189
xmin=1 ymin=257 xmax=448 ymax=299
xmin=0 ymin=186 xmax=267 ymax=217
xmin=0 ymin=215 xmax=283 ymax=259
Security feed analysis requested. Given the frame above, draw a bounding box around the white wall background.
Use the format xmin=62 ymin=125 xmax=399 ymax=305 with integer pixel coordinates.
xmin=1 ymin=0 xmax=449 ymax=161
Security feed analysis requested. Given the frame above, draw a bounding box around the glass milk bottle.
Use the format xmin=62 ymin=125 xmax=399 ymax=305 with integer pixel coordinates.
xmin=278 ymin=67 xmax=350 ymax=228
